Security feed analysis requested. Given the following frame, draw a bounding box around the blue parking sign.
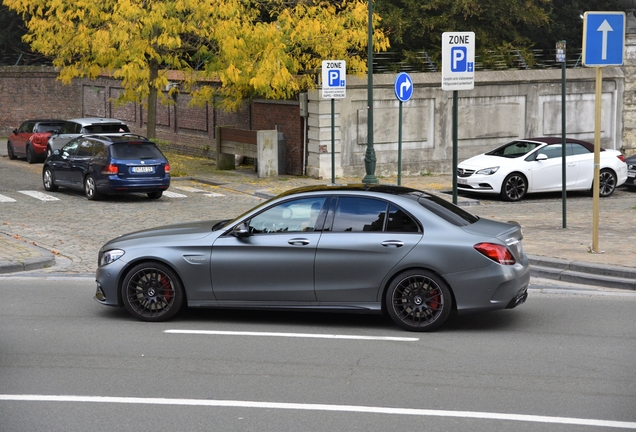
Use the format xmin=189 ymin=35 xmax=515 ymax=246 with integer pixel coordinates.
xmin=583 ymin=12 xmax=625 ymax=66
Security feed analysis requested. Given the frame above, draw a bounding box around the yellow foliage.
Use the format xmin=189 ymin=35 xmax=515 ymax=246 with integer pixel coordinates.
xmin=5 ymin=0 xmax=390 ymax=113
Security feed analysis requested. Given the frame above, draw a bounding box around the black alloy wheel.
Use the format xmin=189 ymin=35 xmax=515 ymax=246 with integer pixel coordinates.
xmin=599 ymin=169 xmax=617 ymax=197
xmin=500 ymin=173 xmax=527 ymax=201
xmin=42 ymin=168 xmax=59 ymax=192
xmin=385 ymin=270 xmax=452 ymax=332
xmin=7 ymin=142 xmax=16 ymax=160
xmin=84 ymin=175 xmax=102 ymax=200
xmin=122 ymin=262 xmax=184 ymax=322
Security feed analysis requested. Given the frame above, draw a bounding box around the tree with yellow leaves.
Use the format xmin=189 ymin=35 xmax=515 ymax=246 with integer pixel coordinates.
xmin=5 ymin=0 xmax=389 ymax=138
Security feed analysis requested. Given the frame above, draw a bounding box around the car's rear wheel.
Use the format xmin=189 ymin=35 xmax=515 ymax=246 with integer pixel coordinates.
xmin=7 ymin=141 xmax=16 ymax=160
xmin=599 ymin=169 xmax=617 ymax=197
xmin=26 ymin=145 xmax=37 ymax=164
xmin=500 ymin=173 xmax=527 ymax=201
xmin=122 ymin=262 xmax=184 ymax=322
xmin=385 ymin=269 xmax=452 ymax=332
xmin=43 ymin=167 xmax=59 ymax=192
xmin=147 ymin=191 xmax=163 ymax=199
xmin=84 ymin=175 xmax=102 ymax=200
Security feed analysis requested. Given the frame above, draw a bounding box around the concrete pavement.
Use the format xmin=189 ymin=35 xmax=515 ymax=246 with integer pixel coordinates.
xmin=1 ymin=151 xmax=635 ymax=290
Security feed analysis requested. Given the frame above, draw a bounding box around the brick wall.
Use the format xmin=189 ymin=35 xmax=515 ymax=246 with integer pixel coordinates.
xmin=0 ymin=66 xmax=303 ymax=173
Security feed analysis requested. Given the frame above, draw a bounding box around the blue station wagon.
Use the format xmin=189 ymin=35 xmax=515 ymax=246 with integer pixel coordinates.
xmin=42 ymin=134 xmax=171 ymax=200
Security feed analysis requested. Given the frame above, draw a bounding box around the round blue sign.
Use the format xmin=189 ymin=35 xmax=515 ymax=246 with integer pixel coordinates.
xmin=394 ymin=72 xmax=413 ymax=102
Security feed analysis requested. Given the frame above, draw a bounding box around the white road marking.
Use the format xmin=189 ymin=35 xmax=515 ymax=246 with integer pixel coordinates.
xmin=203 ymin=192 xmax=225 ymax=197
xmin=165 ymin=329 xmax=418 ymax=342
xmin=175 ymin=186 xmax=206 ymax=193
xmin=0 ymin=194 xmax=17 ymax=202
xmin=163 ymin=191 xmax=188 ymax=198
xmin=17 ymin=191 xmax=59 ymax=201
xmin=1 ymin=395 xmax=634 ymax=429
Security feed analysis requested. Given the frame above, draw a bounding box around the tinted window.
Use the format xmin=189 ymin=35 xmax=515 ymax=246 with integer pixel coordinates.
xmin=486 ymin=140 xmax=542 ymax=158
xmin=84 ymin=124 xmax=129 ymax=133
xmin=414 ymin=194 xmax=479 ymax=226
xmin=35 ymin=123 xmax=64 ymax=133
xmin=330 ymin=197 xmax=388 ymax=232
xmin=569 ymin=142 xmax=591 ymax=155
xmin=249 ymin=197 xmax=326 ymax=234
xmin=386 ymin=205 xmax=420 ymax=232
xmin=93 ymin=141 xmax=106 ymax=158
xmin=110 ymin=142 xmax=164 ymax=160
xmin=538 ymin=144 xmax=563 ymax=159
xmin=61 ymin=122 xmax=80 ymax=134
xmin=76 ymin=139 xmax=94 ymax=157
xmin=19 ymin=122 xmax=34 ymax=133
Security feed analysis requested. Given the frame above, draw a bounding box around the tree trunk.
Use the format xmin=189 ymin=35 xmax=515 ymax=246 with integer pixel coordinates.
xmin=146 ymin=59 xmax=159 ymax=139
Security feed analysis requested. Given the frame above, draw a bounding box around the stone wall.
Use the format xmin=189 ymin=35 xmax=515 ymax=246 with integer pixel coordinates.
xmin=306 ymin=68 xmax=625 ymax=179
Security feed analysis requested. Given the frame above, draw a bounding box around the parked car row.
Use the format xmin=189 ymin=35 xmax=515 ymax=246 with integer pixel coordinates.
xmin=7 ymin=117 xmax=170 ymax=200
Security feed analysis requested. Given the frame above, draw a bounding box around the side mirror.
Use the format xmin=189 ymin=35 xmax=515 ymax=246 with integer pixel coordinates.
xmin=12 ymin=129 xmax=18 ymax=135
xmin=536 ymin=154 xmax=548 ymax=161
xmin=232 ymin=222 xmax=251 ymax=238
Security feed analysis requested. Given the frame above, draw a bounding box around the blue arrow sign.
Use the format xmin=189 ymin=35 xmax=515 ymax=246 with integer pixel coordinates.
xmin=394 ymin=72 xmax=413 ymax=102
xmin=582 ymin=11 xmax=625 ymax=66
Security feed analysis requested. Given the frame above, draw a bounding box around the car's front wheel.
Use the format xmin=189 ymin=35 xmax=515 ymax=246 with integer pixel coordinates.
xmin=84 ymin=175 xmax=102 ymax=200
xmin=7 ymin=141 xmax=16 ymax=160
xmin=385 ymin=269 xmax=452 ymax=332
xmin=599 ymin=169 xmax=618 ymax=197
xmin=500 ymin=173 xmax=527 ymax=201
xmin=43 ymin=167 xmax=59 ymax=192
xmin=121 ymin=262 xmax=184 ymax=322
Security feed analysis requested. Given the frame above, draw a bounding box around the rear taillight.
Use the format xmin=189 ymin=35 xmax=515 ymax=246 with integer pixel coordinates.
xmin=618 ymin=155 xmax=626 ymax=163
xmin=474 ymin=242 xmax=516 ymax=265
xmin=102 ymin=164 xmax=118 ymax=175
xmin=164 ymin=163 xmax=170 ymax=174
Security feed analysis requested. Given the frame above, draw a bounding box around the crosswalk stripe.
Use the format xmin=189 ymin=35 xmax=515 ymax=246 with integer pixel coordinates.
xmin=0 ymin=194 xmax=17 ymax=203
xmin=175 ymin=186 xmax=206 ymax=193
xmin=163 ymin=191 xmax=188 ymax=198
xmin=18 ymin=191 xmax=59 ymax=201
xmin=204 ymin=193 xmax=225 ymax=197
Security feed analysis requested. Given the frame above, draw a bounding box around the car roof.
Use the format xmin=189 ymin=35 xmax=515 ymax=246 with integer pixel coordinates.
xmin=66 ymin=117 xmax=127 ymax=126
xmin=21 ymin=119 xmax=65 ymax=124
xmin=76 ymin=133 xmax=150 ymax=144
xmin=276 ymin=183 xmax=427 ymax=198
xmin=522 ymin=137 xmax=598 ymax=152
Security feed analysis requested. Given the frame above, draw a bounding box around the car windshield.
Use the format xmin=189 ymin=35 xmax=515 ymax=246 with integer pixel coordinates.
xmin=84 ymin=124 xmax=130 ymax=133
xmin=110 ymin=143 xmax=164 ymax=160
xmin=485 ymin=140 xmax=542 ymax=158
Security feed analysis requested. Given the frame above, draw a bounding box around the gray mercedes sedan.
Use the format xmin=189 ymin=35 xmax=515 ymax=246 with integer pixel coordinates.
xmin=95 ymin=184 xmax=529 ymax=331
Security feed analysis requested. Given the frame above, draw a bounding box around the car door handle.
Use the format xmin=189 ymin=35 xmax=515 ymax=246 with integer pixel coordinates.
xmin=381 ymin=240 xmax=404 ymax=248
xmin=288 ymin=238 xmax=310 ymax=246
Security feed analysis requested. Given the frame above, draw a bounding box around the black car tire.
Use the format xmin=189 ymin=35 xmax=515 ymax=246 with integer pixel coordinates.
xmin=385 ymin=269 xmax=452 ymax=332
xmin=122 ymin=262 xmax=185 ymax=322
xmin=500 ymin=173 xmax=527 ymax=201
xmin=42 ymin=167 xmax=59 ymax=192
xmin=598 ymin=169 xmax=618 ymax=197
xmin=26 ymin=145 xmax=37 ymax=164
xmin=147 ymin=191 xmax=163 ymax=199
xmin=7 ymin=141 xmax=16 ymax=160
xmin=84 ymin=175 xmax=102 ymax=200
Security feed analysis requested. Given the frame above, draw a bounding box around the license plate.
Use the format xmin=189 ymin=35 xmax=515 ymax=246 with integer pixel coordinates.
xmin=457 ymin=178 xmax=468 ymax=185
xmin=628 ymin=172 xmax=635 ymax=178
xmin=131 ymin=166 xmax=154 ymax=173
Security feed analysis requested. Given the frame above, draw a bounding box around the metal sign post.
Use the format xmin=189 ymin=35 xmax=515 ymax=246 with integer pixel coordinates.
xmin=394 ymin=72 xmax=413 ymax=185
xmin=321 ymin=60 xmax=347 ymax=185
xmin=556 ymin=40 xmax=567 ymax=229
xmin=582 ymin=11 xmax=625 ymax=253
xmin=442 ymin=32 xmax=475 ymax=204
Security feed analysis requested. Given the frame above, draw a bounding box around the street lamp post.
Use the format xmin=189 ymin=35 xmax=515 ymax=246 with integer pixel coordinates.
xmin=362 ymin=0 xmax=378 ymax=184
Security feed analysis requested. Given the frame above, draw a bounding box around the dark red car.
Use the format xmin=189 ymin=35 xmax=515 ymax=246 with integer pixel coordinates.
xmin=7 ymin=119 xmax=66 ymax=163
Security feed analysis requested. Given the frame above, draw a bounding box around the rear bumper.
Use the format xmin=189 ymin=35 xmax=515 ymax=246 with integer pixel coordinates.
xmin=97 ymin=175 xmax=170 ymax=194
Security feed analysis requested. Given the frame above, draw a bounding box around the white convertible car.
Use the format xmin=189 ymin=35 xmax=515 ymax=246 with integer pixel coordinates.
xmin=456 ymin=137 xmax=627 ymax=201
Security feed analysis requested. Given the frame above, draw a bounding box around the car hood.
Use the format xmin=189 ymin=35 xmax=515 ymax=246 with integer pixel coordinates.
xmin=104 ymin=220 xmax=224 ymax=247
xmin=458 ymin=154 xmax=507 ymax=169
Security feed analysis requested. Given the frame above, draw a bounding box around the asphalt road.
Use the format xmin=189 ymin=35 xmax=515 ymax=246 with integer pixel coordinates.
xmin=0 ymin=277 xmax=635 ymax=431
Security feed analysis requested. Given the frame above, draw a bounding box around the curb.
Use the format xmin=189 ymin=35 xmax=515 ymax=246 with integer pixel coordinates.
xmin=0 ymin=249 xmax=56 ymax=274
xmin=528 ymin=255 xmax=636 ymax=290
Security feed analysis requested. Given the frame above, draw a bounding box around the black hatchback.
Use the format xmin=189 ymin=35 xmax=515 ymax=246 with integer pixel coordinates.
xmin=42 ymin=134 xmax=171 ymax=200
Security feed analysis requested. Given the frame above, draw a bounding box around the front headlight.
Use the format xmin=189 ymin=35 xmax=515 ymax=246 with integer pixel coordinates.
xmin=100 ymin=249 xmax=125 ymax=266
xmin=476 ymin=166 xmax=499 ymax=175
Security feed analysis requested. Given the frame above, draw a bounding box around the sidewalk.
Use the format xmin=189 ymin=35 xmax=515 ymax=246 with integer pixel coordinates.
xmin=1 ymin=158 xmax=635 ymax=290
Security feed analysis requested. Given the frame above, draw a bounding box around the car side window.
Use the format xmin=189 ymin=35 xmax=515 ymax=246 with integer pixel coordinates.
xmin=329 ymin=197 xmax=388 ymax=232
xmin=62 ymin=140 xmax=80 ymax=158
xmin=248 ymin=198 xmax=326 ymax=234
xmin=538 ymin=144 xmax=563 ymax=159
xmin=569 ymin=143 xmax=591 ymax=155
xmin=93 ymin=141 xmax=106 ymax=158
xmin=76 ymin=139 xmax=94 ymax=157
xmin=60 ymin=122 xmax=79 ymax=134
xmin=386 ymin=205 xmax=420 ymax=232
